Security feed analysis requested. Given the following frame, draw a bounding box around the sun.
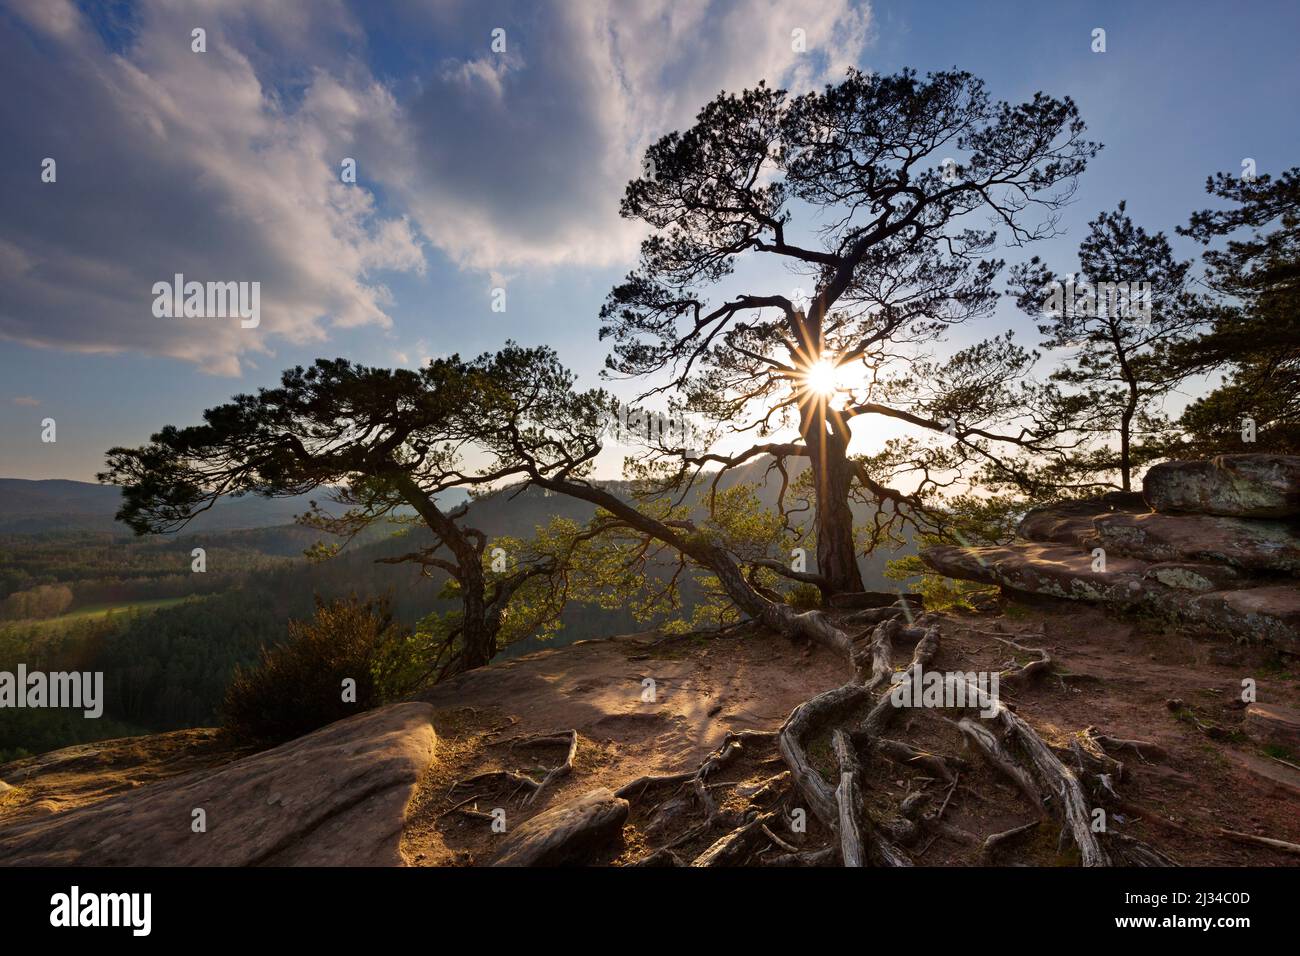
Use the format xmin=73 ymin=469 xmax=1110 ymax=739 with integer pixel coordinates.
xmin=803 ymin=358 xmax=839 ymax=397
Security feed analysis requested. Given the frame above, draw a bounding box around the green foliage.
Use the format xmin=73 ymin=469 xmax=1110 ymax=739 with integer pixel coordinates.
xmin=1172 ymin=167 xmax=1300 ymax=455
xmin=785 ymin=582 xmax=822 ymax=610
xmin=0 ymin=582 xmax=74 ymax=620
xmin=1009 ymin=202 xmax=1201 ymax=490
xmin=885 ymin=493 xmax=1023 ymax=610
xmin=885 ymin=554 xmax=995 ymax=612
xmin=222 ymin=597 xmax=423 ymax=745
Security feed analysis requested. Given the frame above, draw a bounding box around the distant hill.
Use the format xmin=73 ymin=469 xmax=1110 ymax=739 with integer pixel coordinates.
xmin=0 ymin=478 xmax=468 ymax=535
xmin=0 ymin=462 xmax=913 ymax=584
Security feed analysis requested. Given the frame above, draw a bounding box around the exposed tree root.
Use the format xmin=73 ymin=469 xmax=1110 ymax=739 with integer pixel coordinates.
xmin=869 ymin=737 xmax=966 ymax=783
xmin=1087 ymin=728 xmax=1168 ymax=763
xmin=980 ymin=820 xmax=1040 ymax=861
xmin=765 ymin=846 xmax=839 ymax=867
xmin=449 ymin=729 xmax=579 ymax=809
xmin=955 ymin=717 xmax=1047 ymax=816
xmin=619 ymin=615 xmax=1176 ymax=868
xmin=992 ymin=636 xmax=1053 ymax=685
xmin=521 ymin=730 xmax=578 ymax=806
xmin=1217 ymin=828 xmax=1300 ymax=857
xmin=691 ymin=810 xmax=782 ymax=866
xmin=832 ymin=729 xmax=870 ymax=867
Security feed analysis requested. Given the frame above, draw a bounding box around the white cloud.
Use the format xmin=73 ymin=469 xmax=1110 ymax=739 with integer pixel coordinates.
xmin=0 ymin=0 xmax=423 ymax=375
xmin=384 ymin=0 xmax=875 ymax=270
xmin=0 ymin=0 xmax=873 ymax=372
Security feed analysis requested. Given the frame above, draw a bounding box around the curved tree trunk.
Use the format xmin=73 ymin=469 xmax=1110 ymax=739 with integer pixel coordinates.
xmin=392 ymin=472 xmax=496 ymax=673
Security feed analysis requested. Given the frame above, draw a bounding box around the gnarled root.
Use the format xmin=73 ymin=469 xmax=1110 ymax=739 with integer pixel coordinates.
xmin=449 ymin=729 xmax=579 ymax=810
xmin=630 ymin=613 xmax=1173 ymax=868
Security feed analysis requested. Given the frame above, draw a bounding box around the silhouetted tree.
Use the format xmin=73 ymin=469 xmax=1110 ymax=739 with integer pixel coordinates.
xmin=101 ymin=352 xmax=593 ymax=678
xmin=1173 ymin=166 xmax=1300 ymax=454
xmin=1010 ymin=202 xmax=1201 ymax=490
xmin=602 ymin=68 xmax=1099 ymax=595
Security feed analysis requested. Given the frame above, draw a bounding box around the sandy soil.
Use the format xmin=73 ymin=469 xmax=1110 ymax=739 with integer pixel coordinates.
xmin=400 ymin=605 xmax=1300 ymax=866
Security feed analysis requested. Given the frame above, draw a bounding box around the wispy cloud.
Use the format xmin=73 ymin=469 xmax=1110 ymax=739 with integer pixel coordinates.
xmin=0 ymin=0 xmax=873 ymax=373
xmin=0 ymin=0 xmax=422 ymax=375
xmin=385 ymin=0 xmax=873 ymax=270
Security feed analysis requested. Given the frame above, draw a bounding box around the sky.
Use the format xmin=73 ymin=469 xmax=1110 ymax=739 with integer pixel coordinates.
xmin=1 ymin=0 xmax=1297 ymax=482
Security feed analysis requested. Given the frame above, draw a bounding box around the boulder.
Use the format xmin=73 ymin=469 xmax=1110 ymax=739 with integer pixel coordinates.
xmin=1016 ymin=494 xmax=1147 ymax=546
xmin=1185 ymin=585 xmax=1300 ymax=647
xmin=1143 ymin=454 xmax=1300 ymax=518
xmin=1142 ymin=562 xmax=1245 ymax=593
xmin=920 ymin=543 xmax=1299 ymax=651
xmin=1088 ymin=511 xmax=1300 ymax=574
xmin=921 ymin=542 xmax=1153 ymax=607
xmin=0 ymin=702 xmax=437 ymax=866
xmin=492 ymin=788 xmax=629 ymax=866
xmin=1017 ymin=500 xmax=1110 ymax=546
xmin=1243 ymin=702 xmax=1300 ymax=753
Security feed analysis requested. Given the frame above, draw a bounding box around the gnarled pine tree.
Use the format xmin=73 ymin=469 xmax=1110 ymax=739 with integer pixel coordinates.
xmin=100 ymin=353 xmax=599 ymax=679
xmin=600 ymin=68 xmax=1099 ymax=596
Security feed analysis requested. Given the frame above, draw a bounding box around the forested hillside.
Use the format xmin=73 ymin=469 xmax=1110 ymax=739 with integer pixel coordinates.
xmin=1 ymin=460 xmax=916 ymax=760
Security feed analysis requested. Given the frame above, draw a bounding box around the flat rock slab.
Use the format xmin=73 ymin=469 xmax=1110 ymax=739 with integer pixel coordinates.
xmin=1016 ymin=494 xmax=1148 ymax=546
xmin=1244 ymin=702 xmax=1300 ymax=752
xmin=492 ymin=788 xmax=629 ymax=866
xmin=1194 ymin=586 xmax=1300 ymax=646
xmin=1143 ymin=454 xmax=1300 ymax=518
xmin=922 ymin=542 xmax=1152 ymax=605
xmin=921 ymin=543 xmax=1298 ymax=650
xmin=0 ymin=702 xmax=437 ymax=866
xmin=1089 ymin=511 xmax=1300 ymax=574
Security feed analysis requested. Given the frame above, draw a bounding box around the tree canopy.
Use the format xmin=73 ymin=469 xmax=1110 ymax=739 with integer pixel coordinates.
xmin=601 ymin=68 xmax=1100 ymax=594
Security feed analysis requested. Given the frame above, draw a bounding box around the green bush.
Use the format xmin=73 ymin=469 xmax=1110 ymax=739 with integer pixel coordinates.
xmin=221 ymin=596 xmax=417 ymax=745
xmin=785 ymin=582 xmax=823 ymax=610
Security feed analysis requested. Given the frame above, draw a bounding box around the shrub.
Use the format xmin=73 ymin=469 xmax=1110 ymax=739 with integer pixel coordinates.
xmin=221 ymin=596 xmax=414 ymax=745
xmin=785 ymin=582 xmax=823 ymax=610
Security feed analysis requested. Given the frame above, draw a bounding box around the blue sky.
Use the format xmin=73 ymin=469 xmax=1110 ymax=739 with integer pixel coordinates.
xmin=1 ymin=0 xmax=1297 ymax=481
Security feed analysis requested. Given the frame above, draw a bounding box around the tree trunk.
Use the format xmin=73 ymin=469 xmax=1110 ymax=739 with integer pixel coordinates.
xmin=1119 ymin=416 xmax=1132 ymax=492
xmin=800 ymin=405 xmax=865 ymax=598
xmin=458 ymin=585 xmax=494 ymax=671
xmin=392 ymin=472 xmax=497 ymax=674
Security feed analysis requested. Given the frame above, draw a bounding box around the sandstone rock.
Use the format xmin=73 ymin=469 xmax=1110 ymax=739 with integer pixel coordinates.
xmin=0 ymin=702 xmax=437 ymax=866
xmin=1143 ymin=454 xmax=1300 ymax=518
xmin=1016 ymin=494 xmax=1147 ymax=546
xmin=1189 ymin=585 xmax=1300 ymax=647
xmin=920 ymin=544 xmax=1298 ymax=651
xmin=1243 ymin=702 xmax=1300 ymax=753
xmin=1088 ymin=511 xmax=1300 ymax=574
xmin=1142 ymin=562 xmax=1246 ymax=593
xmin=492 ymin=788 xmax=629 ymax=866
xmin=922 ymin=543 xmax=1152 ymax=606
